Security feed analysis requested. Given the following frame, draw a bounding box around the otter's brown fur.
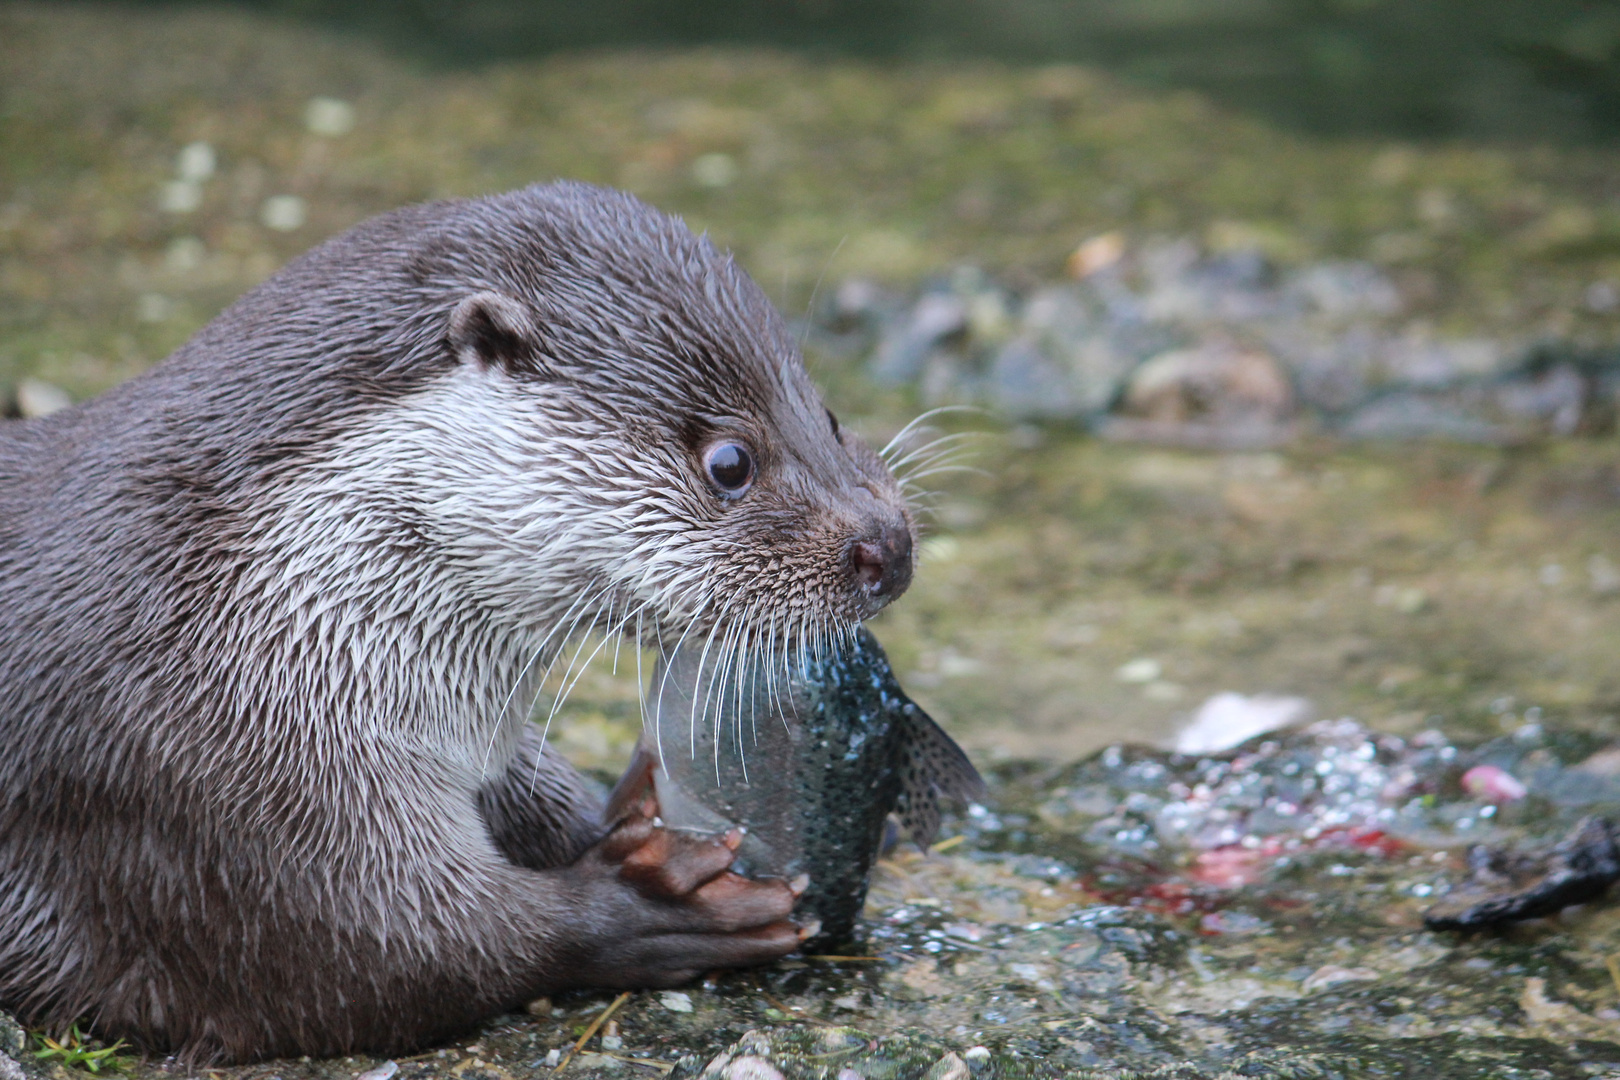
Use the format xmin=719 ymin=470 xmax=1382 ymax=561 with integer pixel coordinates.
xmin=0 ymin=183 xmax=916 ymax=1063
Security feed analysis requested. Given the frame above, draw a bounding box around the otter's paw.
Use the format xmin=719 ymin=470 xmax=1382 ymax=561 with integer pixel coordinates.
xmin=560 ymin=798 xmax=807 ymax=988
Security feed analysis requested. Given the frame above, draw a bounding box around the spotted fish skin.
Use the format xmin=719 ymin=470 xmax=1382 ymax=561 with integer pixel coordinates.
xmin=611 ymin=627 xmax=982 ymax=949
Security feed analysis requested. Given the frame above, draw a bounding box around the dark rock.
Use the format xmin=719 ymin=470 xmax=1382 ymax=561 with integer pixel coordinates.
xmin=1424 ymin=816 xmax=1620 ymax=930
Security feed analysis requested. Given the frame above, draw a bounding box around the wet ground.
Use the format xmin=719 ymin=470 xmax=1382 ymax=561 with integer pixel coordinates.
xmin=8 ymin=4 xmax=1620 ymax=1077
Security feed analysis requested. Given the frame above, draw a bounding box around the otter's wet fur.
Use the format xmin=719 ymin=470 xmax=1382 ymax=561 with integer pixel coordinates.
xmin=0 ymin=183 xmax=917 ymax=1063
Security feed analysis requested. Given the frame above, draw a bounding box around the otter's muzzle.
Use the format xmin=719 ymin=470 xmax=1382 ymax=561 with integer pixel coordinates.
xmin=850 ymin=521 xmax=914 ymax=607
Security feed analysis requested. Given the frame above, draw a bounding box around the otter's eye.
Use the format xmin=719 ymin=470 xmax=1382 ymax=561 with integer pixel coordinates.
xmin=704 ymin=442 xmax=756 ymax=497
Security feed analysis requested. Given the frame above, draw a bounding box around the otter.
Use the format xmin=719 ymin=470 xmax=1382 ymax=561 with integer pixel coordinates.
xmin=0 ymin=182 xmax=918 ymax=1064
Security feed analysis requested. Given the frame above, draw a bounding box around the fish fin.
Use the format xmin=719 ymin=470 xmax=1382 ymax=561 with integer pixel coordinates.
xmin=603 ymin=740 xmax=661 ymax=828
xmin=896 ymin=706 xmax=986 ymax=849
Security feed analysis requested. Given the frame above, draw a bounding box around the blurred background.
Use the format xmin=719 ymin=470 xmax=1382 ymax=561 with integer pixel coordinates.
xmin=6 ymin=0 xmax=1620 ymax=767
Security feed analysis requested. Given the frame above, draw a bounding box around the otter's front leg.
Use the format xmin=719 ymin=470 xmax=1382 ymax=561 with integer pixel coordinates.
xmin=476 ymin=728 xmax=806 ymax=991
xmin=537 ymin=790 xmax=808 ymax=991
xmin=478 ymin=726 xmax=605 ymax=870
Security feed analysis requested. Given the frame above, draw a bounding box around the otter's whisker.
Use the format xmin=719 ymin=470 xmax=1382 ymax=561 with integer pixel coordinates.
xmin=878 ymin=405 xmax=981 ymax=463
xmin=887 ymin=430 xmax=980 ymax=474
xmin=482 ymin=586 xmax=598 ymax=780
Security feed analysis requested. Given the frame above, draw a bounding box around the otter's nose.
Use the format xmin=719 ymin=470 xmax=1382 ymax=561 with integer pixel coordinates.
xmin=850 ymin=522 xmax=914 ymax=602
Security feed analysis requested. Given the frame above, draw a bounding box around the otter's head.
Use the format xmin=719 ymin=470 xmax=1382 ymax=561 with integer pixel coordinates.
xmin=382 ymin=182 xmax=915 ymax=660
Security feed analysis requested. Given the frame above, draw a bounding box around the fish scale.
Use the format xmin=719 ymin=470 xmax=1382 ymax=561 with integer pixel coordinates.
xmin=612 ymin=627 xmax=982 ymax=949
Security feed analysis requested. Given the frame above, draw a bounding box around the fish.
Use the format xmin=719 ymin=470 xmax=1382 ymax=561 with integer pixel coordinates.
xmin=606 ymin=627 xmax=983 ymax=950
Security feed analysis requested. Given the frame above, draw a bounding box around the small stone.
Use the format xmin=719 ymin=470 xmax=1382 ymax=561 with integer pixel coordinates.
xmin=1460 ymin=764 xmax=1527 ymax=804
xmin=600 ymin=1035 xmax=623 ymax=1050
xmin=1300 ymin=964 xmax=1378 ymax=993
xmin=1116 ymin=657 xmax=1162 ymax=684
xmin=1066 ymin=231 xmax=1125 ymax=278
xmin=1588 ymin=555 xmax=1620 ymax=596
xmin=721 ymin=1056 xmax=784 ymax=1080
xmin=355 ymin=1062 xmax=398 ymax=1080
xmin=261 ymin=195 xmax=307 ymax=232
xmin=543 ymin=1048 xmax=561 ymax=1067
xmin=985 ymin=336 xmax=1080 ymax=420
xmin=691 ymin=153 xmax=739 ymax=188
xmin=1121 ymin=340 xmax=1293 ymax=426
xmin=871 ymin=292 xmax=967 ymax=384
xmin=16 ymin=378 xmax=71 ymax=418
xmin=525 ymin=996 xmax=552 ymax=1017
xmin=0 ymin=1011 xmax=23 ymax=1057
xmin=305 ymin=97 xmax=357 ymax=137
xmin=159 ymin=179 xmax=203 ymax=214
xmin=176 ymin=141 xmax=216 ymax=183
xmin=1173 ymin=692 xmax=1311 ymax=754
xmin=963 ymin=1046 xmax=991 ymax=1063
xmin=923 ymin=1052 xmax=970 ymax=1080
xmin=136 ymin=293 xmax=175 ymax=323
xmin=659 ymin=990 xmax=694 ymax=1013
xmin=1394 ymin=587 xmax=1429 ymax=614
xmin=1586 ymin=280 xmax=1620 ymax=313
xmin=165 ymin=236 xmax=206 ymax=272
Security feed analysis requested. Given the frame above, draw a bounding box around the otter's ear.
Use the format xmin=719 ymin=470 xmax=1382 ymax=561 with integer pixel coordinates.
xmin=448 ymin=291 xmax=546 ymax=376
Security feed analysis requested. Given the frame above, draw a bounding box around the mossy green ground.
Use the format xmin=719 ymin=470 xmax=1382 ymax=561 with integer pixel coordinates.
xmin=10 ymin=5 xmax=1620 ymax=1077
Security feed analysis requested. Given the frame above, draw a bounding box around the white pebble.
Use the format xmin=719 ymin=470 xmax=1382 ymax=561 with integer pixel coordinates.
xmin=658 ymin=990 xmax=694 ymax=1013
xmin=543 ymin=1048 xmax=561 ymax=1067
xmin=1172 ymin=692 xmax=1312 ymax=754
xmin=165 ymin=236 xmax=205 ymax=273
xmin=159 ymin=180 xmax=202 ymax=214
xmin=691 ymin=152 xmax=739 ymax=188
xmin=176 ymin=141 xmax=216 ymax=183
xmin=1116 ymin=657 xmax=1161 ymax=684
xmin=136 ymin=293 xmax=175 ymax=323
xmin=261 ymin=195 xmax=307 ymax=232
xmin=16 ymin=378 xmax=71 ymax=418
xmin=354 ymin=1062 xmax=397 ymax=1080
xmin=722 ymin=1056 xmax=784 ymax=1080
xmin=305 ymin=97 xmax=357 ymax=137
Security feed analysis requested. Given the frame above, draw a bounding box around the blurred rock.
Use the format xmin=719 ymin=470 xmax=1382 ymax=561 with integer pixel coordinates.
xmin=1172 ymin=692 xmax=1312 ymax=755
xmin=1341 ymin=392 xmax=1512 ymax=444
xmin=1104 ymin=339 xmax=1296 ymax=448
xmin=838 ymin=231 xmax=1620 ymax=444
xmin=1066 ymin=230 xmax=1125 ymax=278
xmin=1287 ymin=261 xmax=1402 ymax=319
xmin=260 ymin=194 xmax=307 ymax=232
xmin=871 ymin=290 xmax=967 ymax=385
xmin=176 ymin=141 xmax=216 ymax=183
xmin=984 ymin=336 xmax=1079 ymax=420
xmin=15 ymin=378 xmax=71 ymax=418
xmin=304 ymin=96 xmax=356 ymax=136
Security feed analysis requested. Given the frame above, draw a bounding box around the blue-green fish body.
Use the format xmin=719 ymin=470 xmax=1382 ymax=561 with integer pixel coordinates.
xmin=609 ymin=628 xmax=981 ymax=949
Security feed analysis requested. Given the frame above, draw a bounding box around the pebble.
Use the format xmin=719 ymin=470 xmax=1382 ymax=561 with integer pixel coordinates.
xmin=260 ymin=195 xmax=307 ymax=232
xmin=1301 ymin=965 xmax=1378 ymax=993
xmin=354 ymin=1062 xmax=397 ymax=1080
xmin=659 ymin=990 xmax=695 ymax=1013
xmin=176 ymin=141 xmax=216 ymax=183
xmin=815 ymin=236 xmax=1620 ymax=444
xmin=1172 ymin=692 xmax=1311 ymax=754
xmin=1461 ymin=764 xmax=1527 ymax=803
xmin=1115 ymin=657 xmax=1162 ymax=684
xmin=721 ymin=1056 xmax=785 ymax=1080
xmin=691 ymin=152 xmax=739 ymax=188
xmin=305 ymin=97 xmax=356 ymax=137
xmin=15 ymin=378 xmax=71 ymax=418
